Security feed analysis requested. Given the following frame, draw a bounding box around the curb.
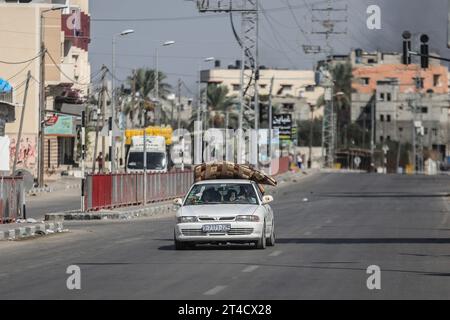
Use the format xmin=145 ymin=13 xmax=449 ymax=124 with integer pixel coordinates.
xmin=0 ymin=221 xmax=65 ymax=241
xmin=45 ymin=203 xmax=174 ymax=221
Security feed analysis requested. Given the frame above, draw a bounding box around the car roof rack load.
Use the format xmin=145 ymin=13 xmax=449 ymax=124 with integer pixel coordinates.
xmin=193 ymin=161 xmax=277 ymax=187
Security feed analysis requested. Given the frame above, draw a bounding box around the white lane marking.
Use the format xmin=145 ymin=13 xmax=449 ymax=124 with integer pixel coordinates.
xmin=304 ymin=231 xmax=312 ymax=236
xmin=242 ymin=265 xmax=259 ymax=273
xmin=203 ymin=285 xmax=227 ymax=296
xmin=269 ymin=250 xmax=283 ymax=257
xmin=326 ymin=219 xmax=333 ymax=224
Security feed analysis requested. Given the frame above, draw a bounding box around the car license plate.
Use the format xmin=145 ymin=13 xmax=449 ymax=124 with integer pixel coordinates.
xmin=202 ymin=224 xmax=231 ymax=233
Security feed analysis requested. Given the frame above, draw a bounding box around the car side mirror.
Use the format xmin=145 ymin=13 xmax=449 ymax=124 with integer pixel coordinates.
xmin=173 ymin=198 xmax=183 ymax=206
xmin=262 ymin=195 xmax=274 ymax=204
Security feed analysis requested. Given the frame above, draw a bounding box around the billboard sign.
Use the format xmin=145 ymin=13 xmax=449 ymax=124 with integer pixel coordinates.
xmin=44 ymin=115 xmax=75 ymax=136
xmin=272 ymin=114 xmax=292 ymax=141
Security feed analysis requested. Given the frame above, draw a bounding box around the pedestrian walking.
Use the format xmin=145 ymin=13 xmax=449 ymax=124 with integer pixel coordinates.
xmin=296 ymin=153 xmax=303 ymax=170
xmin=96 ymin=152 xmax=104 ymax=173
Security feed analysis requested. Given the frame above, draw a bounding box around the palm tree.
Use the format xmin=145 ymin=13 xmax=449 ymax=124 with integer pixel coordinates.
xmin=206 ymin=84 xmax=237 ymax=128
xmin=123 ymin=68 xmax=172 ymax=127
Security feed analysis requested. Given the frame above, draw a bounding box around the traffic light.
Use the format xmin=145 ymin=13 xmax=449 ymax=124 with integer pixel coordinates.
xmin=420 ymin=34 xmax=429 ymax=69
xmin=402 ymin=31 xmax=412 ymax=65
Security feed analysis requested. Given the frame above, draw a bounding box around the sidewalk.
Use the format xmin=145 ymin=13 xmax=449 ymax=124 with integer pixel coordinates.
xmin=27 ymin=177 xmax=81 ymax=196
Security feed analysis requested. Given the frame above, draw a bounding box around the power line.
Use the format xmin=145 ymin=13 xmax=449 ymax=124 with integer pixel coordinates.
xmin=6 ymin=60 xmax=35 ymax=82
xmin=0 ymin=52 xmax=42 ymax=65
xmin=46 ymin=51 xmax=93 ymax=86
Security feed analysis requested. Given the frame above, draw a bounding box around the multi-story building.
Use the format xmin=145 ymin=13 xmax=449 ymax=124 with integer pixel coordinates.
xmin=0 ymin=0 xmax=90 ymax=177
xmin=350 ymin=49 xmax=450 ymax=161
xmin=201 ymin=62 xmax=325 ymax=123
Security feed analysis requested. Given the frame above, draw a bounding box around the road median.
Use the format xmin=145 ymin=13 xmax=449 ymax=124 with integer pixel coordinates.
xmin=0 ymin=221 xmax=65 ymax=241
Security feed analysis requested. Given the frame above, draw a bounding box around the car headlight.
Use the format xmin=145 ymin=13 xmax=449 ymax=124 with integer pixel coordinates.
xmin=177 ymin=216 xmax=198 ymax=223
xmin=235 ymin=215 xmax=259 ymax=222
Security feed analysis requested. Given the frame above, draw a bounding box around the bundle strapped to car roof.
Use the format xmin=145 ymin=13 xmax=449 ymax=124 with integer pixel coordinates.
xmin=193 ymin=161 xmax=277 ymax=187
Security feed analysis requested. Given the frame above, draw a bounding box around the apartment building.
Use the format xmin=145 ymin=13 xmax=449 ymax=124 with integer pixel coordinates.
xmin=201 ymin=62 xmax=325 ymax=123
xmin=350 ymin=50 xmax=450 ymax=161
xmin=0 ymin=0 xmax=90 ymax=177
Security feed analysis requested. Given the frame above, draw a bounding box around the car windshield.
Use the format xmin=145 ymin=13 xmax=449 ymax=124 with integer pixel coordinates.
xmin=127 ymin=152 xmax=166 ymax=170
xmin=184 ymin=183 xmax=258 ymax=206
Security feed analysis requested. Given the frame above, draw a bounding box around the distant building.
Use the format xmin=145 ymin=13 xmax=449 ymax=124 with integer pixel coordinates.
xmin=201 ymin=63 xmax=325 ymax=123
xmin=350 ymin=50 xmax=450 ymax=161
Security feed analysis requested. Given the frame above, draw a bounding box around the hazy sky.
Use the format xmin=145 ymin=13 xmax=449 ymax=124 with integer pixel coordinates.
xmin=89 ymin=0 xmax=449 ymax=96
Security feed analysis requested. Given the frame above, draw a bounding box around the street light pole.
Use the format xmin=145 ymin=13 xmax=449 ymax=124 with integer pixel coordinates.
xmin=155 ymin=41 xmax=175 ymax=126
xmin=111 ymin=29 xmax=134 ymax=173
xmin=38 ymin=6 xmax=67 ymax=187
xmin=370 ymin=93 xmax=376 ymax=172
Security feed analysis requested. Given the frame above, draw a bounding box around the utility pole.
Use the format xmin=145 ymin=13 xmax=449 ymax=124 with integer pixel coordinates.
xmin=13 ymin=71 xmax=31 ymax=175
xmin=196 ymin=0 xmax=259 ymax=165
xmin=268 ymin=76 xmax=274 ymax=168
xmin=101 ymin=70 xmax=108 ymax=173
xmin=371 ymin=94 xmax=375 ymax=172
xmin=38 ymin=25 xmax=46 ymax=188
xmin=177 ymin=78 xmax=182 ymax=130
xmin=308 ymin=103 xmax=314 ymax=169
xmin=92 ymin=65 xmax=107 ymax=173
xmin=311 ymin=0 xmax=347 ymax=168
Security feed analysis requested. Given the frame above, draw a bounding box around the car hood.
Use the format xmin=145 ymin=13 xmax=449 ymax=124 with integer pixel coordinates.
xmin=181 ymin=204 xmax=258 ymax=217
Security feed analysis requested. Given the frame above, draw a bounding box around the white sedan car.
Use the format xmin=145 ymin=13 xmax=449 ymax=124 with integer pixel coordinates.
xmin=173 ymin=179 xmax=275 ymax=250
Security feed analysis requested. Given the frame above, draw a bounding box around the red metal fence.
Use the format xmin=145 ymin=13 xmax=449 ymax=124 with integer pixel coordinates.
xmin=83 ymin=158 xmax=291 ymax=212
xmin=84 ymin=171 xmax=194 ymax=211
xmin=0 ymin=177 xmax=25 ymax=224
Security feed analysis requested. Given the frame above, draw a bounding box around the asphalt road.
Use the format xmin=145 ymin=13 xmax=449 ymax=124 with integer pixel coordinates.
xmin=1 ymin=172 xmax=450 ymax=299
xmin=25 ymin=189 xmax=81 ymax=220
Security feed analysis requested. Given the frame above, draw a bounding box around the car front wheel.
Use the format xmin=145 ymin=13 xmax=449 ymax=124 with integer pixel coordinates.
xmin=266 ymin=224 xmax=275 ymax=246
xmin=174 ymin=231 xmax=193 ymax=250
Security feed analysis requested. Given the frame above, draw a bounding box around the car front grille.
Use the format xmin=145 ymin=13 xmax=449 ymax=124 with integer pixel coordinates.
xmin=198 ymin=216 xmax=236 ymax=222
xmin=181 ymin=228 xmax=254 ymax=236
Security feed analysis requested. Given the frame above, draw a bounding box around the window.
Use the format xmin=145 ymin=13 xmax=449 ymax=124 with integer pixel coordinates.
xmin=432 ymin=128 xmax=438 ymax=136
xmin=184 ymin=183 xmax=258 ymax=206
xmin=380 ymin=114 xmax=384 ymax=122
xmin=421 ymin=107 xmax=428 ymax=114
xmin=387 ymin=136 xmax=391 ymax=141
xmin=387 ymin=93 xmax=392 ymax=102
xmin=380 ymin=136 xmax=384 ymax=142
xmin=380 ymin=93 xmax=385 ymax=101
xmin=260 ymin=84 xmax=267 ymax=89
xmin=414 ymin=77 xmax=424 ymax=89
xmin=398 ymin=127 xmax=403 ymax=132
xmin=424 ymin=128 xmax=429 ymax=135
xmin=282 ymin=103 xmax=295 ymax=112
xmin=232 ymin=84 xmax=240 ymax=91
xmin=281 ymin=84 xmax=293 ymax=91
xmin=305 ymin=85 xmax=315 ymax=92
xmin=433 ymin=74 xmax=441 ymax=87
xmin=362 ymin=78 xmax=370 ymax=85
xmin=386 ymin=115 xmax=391 ymax=122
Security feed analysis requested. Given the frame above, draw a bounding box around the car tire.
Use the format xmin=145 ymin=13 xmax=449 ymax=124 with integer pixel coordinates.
xmin=266 ymin=224 xmax=275 ymax=247
xmin=255 ymin=221 xmax=267 ymax=249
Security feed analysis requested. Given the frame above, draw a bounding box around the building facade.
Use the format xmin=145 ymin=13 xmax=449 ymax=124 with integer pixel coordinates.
xmin=350 ymin=50 xmax=450 ymax=162
xmin=201 ymin=64 xmax=325 ymax=123
xmin=0 ymin=0 xmax=90 ymax=177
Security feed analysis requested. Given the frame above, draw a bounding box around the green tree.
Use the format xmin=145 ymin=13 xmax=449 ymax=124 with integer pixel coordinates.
xmin=205 ymin=84 xmax=237 ymax=128
xmin=123 ymin=68 xmax=172 ymax=127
